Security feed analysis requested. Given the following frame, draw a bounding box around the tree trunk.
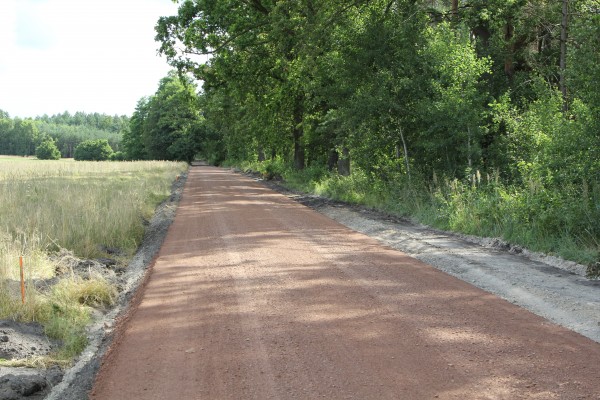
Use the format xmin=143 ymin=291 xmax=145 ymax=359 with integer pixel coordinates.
xmin=504 ymin=19 xmax=515 ymax=80
xmin=292 ymin=96 xmax=305 ymax=170
xmin=467 ymin=126 xmax=472 ymax=169
xmin=451 ymin=0 xmax=459 ymax=20
xmin=337 ymin=147 xmax=350 ymax=176
xmin=399 ymin=126 xmax=410 ymax=182
xmin=327 ymin=150 xmax=339 ymax=171
xmin=257 ymin=145 xmax=265 ymax=162
xmin=560 ymin=0 xmax=569 ymax=112
xmin=293 ymin=129 xmax=305 ymax=170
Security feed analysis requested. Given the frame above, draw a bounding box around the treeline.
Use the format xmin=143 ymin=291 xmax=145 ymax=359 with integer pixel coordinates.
xmin=0 ymin=110 xmax=127 ymax=158
xmin=153 ymin=0 xmax=600 ymax=265
xmin=122 ymin=72 xmax=205 ymax=163
xmin=155 ymin=0 xmax=599 ymax=181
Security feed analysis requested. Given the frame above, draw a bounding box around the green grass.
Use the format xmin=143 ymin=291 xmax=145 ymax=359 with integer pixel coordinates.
xmin=0 ymin=159 xmax=188 ymax=364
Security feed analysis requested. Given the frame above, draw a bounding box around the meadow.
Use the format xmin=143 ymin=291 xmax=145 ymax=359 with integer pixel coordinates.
xmin=0 ymin=157 xmax=188 ymax=362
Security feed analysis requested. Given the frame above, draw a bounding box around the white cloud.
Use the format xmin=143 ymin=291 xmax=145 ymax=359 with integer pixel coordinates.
xmin=0 ymin=0 xmax=181 ymax=118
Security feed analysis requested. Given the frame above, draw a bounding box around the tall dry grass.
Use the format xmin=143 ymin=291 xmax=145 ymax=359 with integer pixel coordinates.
xmin=0 ymin=159 xmax=187 ymax=362
xmin=0 ymin=159 xmax=187 ymax=261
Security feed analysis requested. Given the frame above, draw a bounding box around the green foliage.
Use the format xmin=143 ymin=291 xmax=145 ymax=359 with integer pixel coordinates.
xmin=566 ymin=2 xmax=600 ymax=108
xmin=489 ymin=81 xmax=599 ymax=187
xmin=110 ymin=151 xmax=126 ymax=161
xmin=429 ymin=175 xmax=600 ymax=265
xmin=0 ymin=111 xmax=127 ymax=159
xmin=196 ymin=125 xmax=226 ymax=165
xmin=35 ymin=111 xmax=128 ymax=133
xmin=122 ymin=98 xmax=149 ymax=160
xmin=124 ymin=73 xmax=203 ymax=162
xmin=155 ymin=0 xmax=600 ymax=266
xmin=35 ymin=139 xmax=61 ymax=160
xmin=241 ymin=158 xmax=289 ymax=181
xmin=74 ymin=139 xmax=114 ymax=161
xmin=416 ymin=23 xmax=491 ymax=175
xmin=9 ymin=119 xmax=40 ymax=156
xmin=272 ymin=164 xmax=599 ymax=266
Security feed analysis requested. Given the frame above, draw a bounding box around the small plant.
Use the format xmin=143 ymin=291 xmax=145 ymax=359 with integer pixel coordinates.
xmin=0 ymin=276 xmax=104 ymax=362
xmin=52 ymin=274 xmax=117 ymax=309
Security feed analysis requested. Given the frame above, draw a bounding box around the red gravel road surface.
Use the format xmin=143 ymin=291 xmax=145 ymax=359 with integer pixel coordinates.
xmin=90 ymin=166 xmax=600 ymax=400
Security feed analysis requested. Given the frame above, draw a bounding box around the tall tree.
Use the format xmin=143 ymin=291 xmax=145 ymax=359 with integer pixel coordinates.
xmin=125 ymin=72 xmax=203 ymax=163
xmin=11 ymin=119 xmax=40 ymax=156
xmin=122 ymin=97 xmax=150 ymax=160
xmin=156 ymin=0 xmax=370 ymax=169
xmin=560 ymin=0 xmax=569 ymax=111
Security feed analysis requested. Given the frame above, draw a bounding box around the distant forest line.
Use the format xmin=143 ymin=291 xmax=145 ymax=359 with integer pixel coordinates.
xmin=0 ymin=110 xmax=127 ymax=158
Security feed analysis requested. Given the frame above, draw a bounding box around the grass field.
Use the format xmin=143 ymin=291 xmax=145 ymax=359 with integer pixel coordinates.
xmin=0 ymin=158 xmax=188 ymax=362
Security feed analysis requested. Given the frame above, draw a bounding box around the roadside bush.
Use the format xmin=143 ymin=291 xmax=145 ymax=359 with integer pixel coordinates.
xmin=74 ymin=139 xmax=114 ymax=161
xmin=241 ymin=158 xmax=288 ymax=181
xmin=110 ymin=151 xmax=126 ymax=161
xmin=35 ymin=139 xmax=61 ymax=160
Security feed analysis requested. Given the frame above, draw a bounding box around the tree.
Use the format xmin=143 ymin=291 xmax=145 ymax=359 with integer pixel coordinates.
xmin=35 ymin=138 xmax=61 ymax=160
xmin=122 ymin=97 xmax=150 ymax=160
xmin=143 ymin=72 xmax=202 ymax=162
xmin=153 ymin=0 xmax=598 ymax=183
xmin=74 ymin=139 xmax=114 ymax=161
xmin=156 ymin=0 xmax=371 ymax=169
xmin=0 ymin=116 xmax=15 ymax=154
xmin=560 ymin=0 xmax=569 ymax=111
xmin=124 ymin=72 xmax=202 ymax=163
xmin=11 ymin=119 xmax=40 ymax=156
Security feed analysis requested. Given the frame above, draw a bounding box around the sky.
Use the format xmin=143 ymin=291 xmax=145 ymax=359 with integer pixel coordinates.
xmin=0 ymin=0 xmax=182 ymax=118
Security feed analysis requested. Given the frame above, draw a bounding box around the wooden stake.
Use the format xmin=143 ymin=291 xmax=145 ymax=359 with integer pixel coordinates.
xmin=19 ymin=256 xmax=25 ymax=304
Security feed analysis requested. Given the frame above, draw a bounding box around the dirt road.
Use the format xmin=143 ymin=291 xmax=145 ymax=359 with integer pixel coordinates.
xmin=91 ymin=166 xmax=600 ymax=399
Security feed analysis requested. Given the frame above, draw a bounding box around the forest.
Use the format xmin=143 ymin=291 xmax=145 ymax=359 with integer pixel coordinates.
xmin=148 ymin=0 xmax=600 ymax=268
xmin=0 ymin=110 xmax=127 ymax=158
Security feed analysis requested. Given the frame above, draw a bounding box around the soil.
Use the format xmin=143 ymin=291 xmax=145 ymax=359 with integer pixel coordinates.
xmin=0 ymin=322 xmax=62 ymax=400
xmin=2 ymin=165 xmax=599 ymax=399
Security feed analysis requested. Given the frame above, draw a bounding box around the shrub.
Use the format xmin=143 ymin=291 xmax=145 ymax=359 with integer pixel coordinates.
xmin=110 ymin=151 xmax=126 ymax=161
xmin=35 ymin=139 xmax=61 ymax=160
xmin=74 ymin=139 xmax=114 ymax=161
